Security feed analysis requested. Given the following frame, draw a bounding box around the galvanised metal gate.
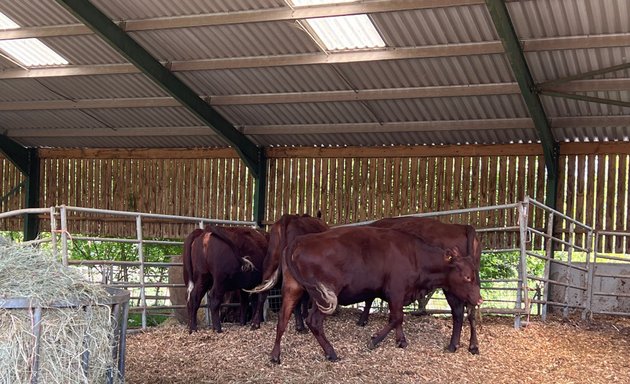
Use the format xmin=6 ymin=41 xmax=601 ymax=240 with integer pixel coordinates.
xmin=1 ymin=198 xmax=627 ymax=330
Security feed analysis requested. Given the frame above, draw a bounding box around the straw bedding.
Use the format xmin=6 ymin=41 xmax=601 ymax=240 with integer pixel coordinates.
xmin=125 ymin=309 xmax=630 ymax=384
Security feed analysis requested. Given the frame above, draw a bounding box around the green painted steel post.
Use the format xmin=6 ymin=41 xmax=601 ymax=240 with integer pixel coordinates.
xmin=24 ymin=149 xmax=40 ymax=240
xmin=485 ymin=0 xmax=559 ymax=209
xmin=253 ymin=150 xmax=267 ymax=228
xmin=0 ymin=136 xmax=40 ymax=240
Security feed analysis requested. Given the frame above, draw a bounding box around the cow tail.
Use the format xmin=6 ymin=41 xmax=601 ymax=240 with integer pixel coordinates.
xmin=206 ymin=225 xmax=255 ymax=272
xmin=312 ymin=283 xmax=338 ymax=315
xmin=183 ymin=228 xmax=203 ymax=303
xmin=244 ymin=268 xmax=279 ymax=293
xmin=284 ymin=245 xmax=338 ymax=315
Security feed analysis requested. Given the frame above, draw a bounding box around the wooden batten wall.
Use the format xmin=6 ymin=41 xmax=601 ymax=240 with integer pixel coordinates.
xmin=0 ymin=143 xmax=628 ymax=252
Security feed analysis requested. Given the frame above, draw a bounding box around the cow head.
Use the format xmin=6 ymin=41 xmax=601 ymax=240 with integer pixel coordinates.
xmin=444 ymin=248 xmax=483 ymax=306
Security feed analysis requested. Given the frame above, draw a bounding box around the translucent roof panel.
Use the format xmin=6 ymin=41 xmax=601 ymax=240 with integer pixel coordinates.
xmin=0 ymin=11 xmax=68 ymax=67
xmin=304 ymin=14 xmax=385 ymax=51
xmin=289 ymin=0 xmax=385 ymax=51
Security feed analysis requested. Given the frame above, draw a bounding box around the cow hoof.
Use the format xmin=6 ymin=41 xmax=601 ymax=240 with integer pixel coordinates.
xmin=270 ymin=356 xmax=281 ymax=365
xmin=296 ymin=327 xmax=309 ymax=334
xmin=469 ymin=346 xmax=480 ymax=355
xmin=250 ymin=324 xmax=260 ymax=330
xmin=356 ymin=320 xmax=368 ymax=327
xmin=326 ymin=354 xmax=339 ymax=362
xmin=367 ymin=338 xmax=379 ymax=350
xmin=396 ymin=340 xmax=408 ymax=348
xmin=446 ymin=345 xmax=457 ymax=353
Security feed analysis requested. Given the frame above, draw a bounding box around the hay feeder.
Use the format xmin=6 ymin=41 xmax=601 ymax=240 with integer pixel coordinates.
xmin=0 ymin=287 xmax=130 ymax=384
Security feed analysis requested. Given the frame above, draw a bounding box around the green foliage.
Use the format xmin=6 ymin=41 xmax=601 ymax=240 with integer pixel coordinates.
xmin=480 ymin=250 xmax=546 ymax=281
xmin=69 ymin=239 xmax=182 ymax=263
xmin=481 ymin=251 xmax=519 ymax=280
xmin=127 ymin=312 xmax=170 ymax=328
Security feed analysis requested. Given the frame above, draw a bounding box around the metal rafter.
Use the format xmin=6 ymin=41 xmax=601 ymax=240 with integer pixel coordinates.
xmin=0 ymin=0 xmax=485 ymax=40
xmin=485 ymin=0 xmax=559 ymax=209
xmin=1 ymin=33 xmax=629 ymax=79
xmin=53 ymin=0 xmax=267 ymax=225
xmin=52 ymin=0 xmax=263 ymax=178
xmin=1 ymin=78 xmax=629 ymax=111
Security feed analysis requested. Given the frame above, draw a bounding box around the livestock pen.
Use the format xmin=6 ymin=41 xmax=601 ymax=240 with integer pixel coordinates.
xmin=1 ymin=195 xmax=627 ymax=325
xmin=2 ymin=199 xmax=630 ymax=383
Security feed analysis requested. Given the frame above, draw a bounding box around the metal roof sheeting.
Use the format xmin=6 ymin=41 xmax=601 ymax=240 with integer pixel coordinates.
xmin=0 ymin=0 xmax=628 ymax=149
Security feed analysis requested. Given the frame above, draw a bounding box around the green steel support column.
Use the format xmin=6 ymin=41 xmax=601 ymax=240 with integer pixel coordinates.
xmin=24 ymin=149 xmax=40 ymax=240
xmin=253 ymin=151 xmax=267 ymax=228
xmin=485 ymin=0 xmax=559 ymax=209
xmin=54 ymin=0 xmax=262 ymax=178
xmin=0 ymin=135 xmax=40 ymax=240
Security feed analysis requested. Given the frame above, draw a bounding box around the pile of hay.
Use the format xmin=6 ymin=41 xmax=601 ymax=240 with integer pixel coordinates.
xmin=0 ymin=239 xmax=121 ymax=384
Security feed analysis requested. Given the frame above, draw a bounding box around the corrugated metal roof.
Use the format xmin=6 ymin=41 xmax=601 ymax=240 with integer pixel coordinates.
xmin=129 ymin=22 xmax=319 ymax=61
xmin=92 ymin=0 xmax=285 ymax=20
xmin=509 ymin=0 xmax=630 ymax=38
xmin=372 ymin=4 xmax=498 ymax=46
xmin=0 ymin=0 xmax=78 ymax=26
xmin=0 ymin=0 xmax=628 ymax=150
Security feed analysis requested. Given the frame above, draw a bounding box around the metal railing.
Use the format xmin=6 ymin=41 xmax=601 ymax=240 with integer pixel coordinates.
xmin=2 ymin=199 xmax=628 ymax=330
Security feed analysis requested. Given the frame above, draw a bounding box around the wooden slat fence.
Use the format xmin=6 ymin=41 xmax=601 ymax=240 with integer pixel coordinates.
xmin=1 ymin=144 xmax=628 ymax=252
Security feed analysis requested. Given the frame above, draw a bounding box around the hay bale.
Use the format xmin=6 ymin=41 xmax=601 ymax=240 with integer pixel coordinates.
xmin=0 ymin=241 xmax=129 ymax=384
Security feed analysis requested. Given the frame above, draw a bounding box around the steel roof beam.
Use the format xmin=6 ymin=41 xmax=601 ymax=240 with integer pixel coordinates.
xmin=540 ymin=91 xmax=630 ymax=109
xmin=485 ymin=0 xmax=559 ymax=209
xmin=2 ymin=32 xmax=629 ymax=80
xmin=6 ymin=115 xmax=630 ymax=138
xmin=52 ymin=0 xmax=263 ymax=179
xmin=0 ymin=0 xmax=485 ymax=40
xmin=2 ymin=78 xmax=629 ymax=111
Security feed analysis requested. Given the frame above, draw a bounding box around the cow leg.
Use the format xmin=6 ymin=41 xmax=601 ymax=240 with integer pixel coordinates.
xmin=238 ymin=289 xmax=251 ymax=326
xmin=444 ymin=290 xmax=464 ymax=353
xmin=305 ymin=307 xmax=338 ymax=362
xmin=209 ymin=287 xmax=226 ymax=333
xmin=357 ymin=298 xmax=374 ymax=326
xmin=187 ymin=277 xmax=212 ymax=334
xmin=250 ymin=290 xmax=267 ymax=330
xmin=369 ymin=300 xmax=405 ymax=349
xmin=270 ymin=274 xmax=303 ymax=364
xmin=466 ymin=305 xmax=480 ymax=354
xmin=293 ymin=292 xmax=309 ymax=333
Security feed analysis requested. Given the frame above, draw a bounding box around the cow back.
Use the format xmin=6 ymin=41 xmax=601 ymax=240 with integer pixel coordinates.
xmin=370 ymin=217 xmax=481 ymax=265
xmin=262 ymin=214 xmax=329 ymax=281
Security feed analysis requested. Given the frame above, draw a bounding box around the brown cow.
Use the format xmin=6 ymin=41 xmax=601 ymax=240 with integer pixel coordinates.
xmin=270 ymin=226 xmax=483 ymax=363
xmin=183 ymin=225 xmax=267 ymax=333
xmin=369 ymin=216 xmax=482 ymax=354
xmin=247 ymin=213 xmax=328 ymax=332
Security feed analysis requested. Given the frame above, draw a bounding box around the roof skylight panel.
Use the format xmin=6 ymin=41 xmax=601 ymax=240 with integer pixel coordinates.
xmin=0 ymin=11 xmax=69 ymax=67
xmin=288 ymin=0 xmax=385 ymax=51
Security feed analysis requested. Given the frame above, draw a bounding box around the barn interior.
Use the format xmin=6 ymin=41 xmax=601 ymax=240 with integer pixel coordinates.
xmin=0 ymin=1 xmax=629 ymax=383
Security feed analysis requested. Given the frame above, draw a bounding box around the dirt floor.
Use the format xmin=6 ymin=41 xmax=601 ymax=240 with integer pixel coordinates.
xmin=125 ymin=309 xmax=630 ymax=384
